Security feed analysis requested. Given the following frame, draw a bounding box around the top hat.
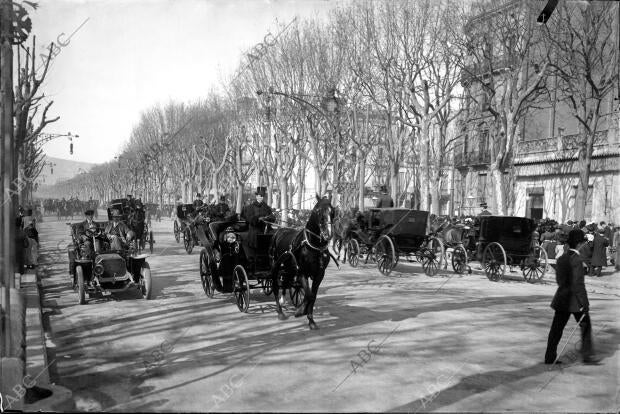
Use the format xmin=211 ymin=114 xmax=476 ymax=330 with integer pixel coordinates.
xmin=255 ymin=186 xmax=267 ymax=196
xmin=480 ymin=203 xmax=488 ymax=208
xmin=111 ymin=208 xmax=123 ymax=217
xmin=195 ymin=193 xmax=202 ymax=198
xmin=127 ymin=194 xmax=133 ymax=198
xmin=379 ymin=185 xmax=388 ymax=193
xmin=84 ymin=209 xmax=94 ymax=216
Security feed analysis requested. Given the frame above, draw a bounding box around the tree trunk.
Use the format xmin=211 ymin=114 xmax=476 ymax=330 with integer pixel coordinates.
xmin=418 ymin=120 xmax=431 ymax=211
xmin=574 ymin=128 xmax=595 ymax=220
xmin=358 ymin=149 xmax=366 ymax=211
xmin=235 ymin=182 xmax=244 ymax=214
xmin=490 ymin=165 xmax=505 ymax=215
xmin=389 ymin=158 xmax=399 ymax=208
xmin=279 ymin=177 xmax=288 ymax=226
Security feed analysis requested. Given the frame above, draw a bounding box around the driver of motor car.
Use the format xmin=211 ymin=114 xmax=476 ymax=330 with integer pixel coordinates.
xmin=79 ymin=209 xmax=101 ymax=257
xmin=105 ymin=208 xmax=134 ymax=250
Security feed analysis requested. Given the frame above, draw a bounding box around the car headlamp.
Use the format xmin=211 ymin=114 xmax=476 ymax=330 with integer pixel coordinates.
xmin=225 ymin=232 xmax=237 ymax=244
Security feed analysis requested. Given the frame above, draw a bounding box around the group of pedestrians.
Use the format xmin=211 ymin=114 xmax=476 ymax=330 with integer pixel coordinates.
xmin=539 ymin=219 xmax=618 ymax=275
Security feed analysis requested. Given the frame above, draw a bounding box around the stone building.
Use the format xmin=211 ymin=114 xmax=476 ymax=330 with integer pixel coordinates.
xmin=453 ymin=0 xmax=620 ymax=224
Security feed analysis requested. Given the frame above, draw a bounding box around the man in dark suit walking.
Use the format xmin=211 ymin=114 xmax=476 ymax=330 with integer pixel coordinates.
xmin=545 ymin=229 xmax=600 ymax=365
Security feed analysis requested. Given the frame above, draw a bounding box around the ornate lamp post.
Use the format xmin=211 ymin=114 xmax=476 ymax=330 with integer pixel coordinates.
xmin=256 ymin=86 xmax=342 ymax=205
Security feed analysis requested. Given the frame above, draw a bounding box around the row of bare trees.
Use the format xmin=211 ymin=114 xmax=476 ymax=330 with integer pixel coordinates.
xmin=46 ymin=0 xmax=618 ymax=219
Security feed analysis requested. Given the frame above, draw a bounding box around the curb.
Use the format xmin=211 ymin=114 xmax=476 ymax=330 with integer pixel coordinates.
xmin=20 ymin=269 xmax=76 ymax=412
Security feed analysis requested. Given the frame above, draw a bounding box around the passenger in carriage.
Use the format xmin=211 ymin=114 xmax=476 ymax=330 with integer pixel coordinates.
xmin=241 ymin=187 xmax=275 ymax=256
xmin=375 ymin=185 xmax=394 ymax=208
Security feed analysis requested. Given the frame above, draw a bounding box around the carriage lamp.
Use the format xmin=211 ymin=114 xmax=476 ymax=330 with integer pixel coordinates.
xmin=225 ymin=232 xmax=237 ymax=244
xmin=94 ymin=264 xmax=104 ymax=276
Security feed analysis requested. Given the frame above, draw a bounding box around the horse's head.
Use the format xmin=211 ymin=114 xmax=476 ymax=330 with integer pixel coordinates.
xmin=311 ymin=194 xmax=335 ymax=242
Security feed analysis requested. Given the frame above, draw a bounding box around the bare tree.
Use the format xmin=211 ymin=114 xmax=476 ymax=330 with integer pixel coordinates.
xmin=544 ymin=1 xmax=618 ymax=220
xmin=458 ymin=0 xmax=551 ymax=214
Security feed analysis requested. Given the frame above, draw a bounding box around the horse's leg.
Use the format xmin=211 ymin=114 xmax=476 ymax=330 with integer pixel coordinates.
xmin=306 ymin=274 xmax=324 ymax=330
xmin=272 ymin=269 xmax=287 ymax=321
xmin=294 ymin=275 xmax=311 ymax=318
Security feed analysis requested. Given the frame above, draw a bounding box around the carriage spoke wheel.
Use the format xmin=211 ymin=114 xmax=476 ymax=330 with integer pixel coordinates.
xmin=451 ymin=244 xmax=469 ymax=274
xmin=261 ymin=279 xmax=273 ymax=295
xmin=483 ymin=242 xmax=507 ymax=282
xmin=233 ymin=265 xmax=250 ymax=313
xmin=200 ymin=250 xmax=215 ymax=298
xmin=183 ymin=228 xmax=193 ymax=254
xmin=347 ymin=239 xmax=360 ymax=268
xmin=290 ymin=283 xmax=305 ymax=307
xmin=523 ymin=245 xmax=548 ymax=283
xmin=173 ymin=221 xmax=180 ymax=243
xmin=375 ymin=235 xmax=396 ymax=276
xmin=421 ymin=237 xmax=444 ymax=276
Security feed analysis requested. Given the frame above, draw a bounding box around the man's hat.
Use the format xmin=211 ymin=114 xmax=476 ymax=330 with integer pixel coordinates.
xmin=480 ymin=203 xmax=488 ymax=208
xmin=567 ymin=229 xmax=586 ymax=246
xmin=379 ymin=185 xmax=388 ymax=193
xmin=255 ymin=186 xmax=267 ymax=196
xmin=219 ymin=195 xmax=226 ymax=201
xmin=127 ymin=194 xmax=133 ymax=198
xmin=111 ymin=208 xmax=123 ymax=217
xmin=196 ymin=193 xmax=202 ymax=198
xmin=85 ymin=209 xmax=94 ymax=216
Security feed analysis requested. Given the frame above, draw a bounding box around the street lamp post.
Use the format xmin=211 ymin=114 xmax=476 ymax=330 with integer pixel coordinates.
xmin=256 ymin=87 xmax=342 ymax=205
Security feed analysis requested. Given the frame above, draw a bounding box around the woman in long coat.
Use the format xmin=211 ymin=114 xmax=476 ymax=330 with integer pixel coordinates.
xmin=590 ymin=230 xmax=609 ymax=276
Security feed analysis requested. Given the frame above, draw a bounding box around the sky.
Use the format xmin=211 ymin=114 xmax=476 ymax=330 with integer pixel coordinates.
xmin=29 ymin=0 xmax=339 ymax=164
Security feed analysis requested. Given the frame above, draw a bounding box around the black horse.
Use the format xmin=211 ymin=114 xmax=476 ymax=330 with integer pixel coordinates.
xmin=269 ymin=195 xmax=335 ymax=330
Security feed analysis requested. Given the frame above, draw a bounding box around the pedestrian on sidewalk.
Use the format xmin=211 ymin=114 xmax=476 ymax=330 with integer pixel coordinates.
xmin=590 ymin=228 xmax=609 ymax=277
xmin=544 ymin=229 xmax=600 ymax=365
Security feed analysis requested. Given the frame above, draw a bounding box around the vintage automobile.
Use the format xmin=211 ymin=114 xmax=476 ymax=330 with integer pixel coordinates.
xmin=67 ymin=218 xmax=152 ymax=304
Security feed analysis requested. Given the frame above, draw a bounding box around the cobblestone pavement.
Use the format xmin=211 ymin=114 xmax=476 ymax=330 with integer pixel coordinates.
xmin=36 ymin=215 xmax=619 ymax=412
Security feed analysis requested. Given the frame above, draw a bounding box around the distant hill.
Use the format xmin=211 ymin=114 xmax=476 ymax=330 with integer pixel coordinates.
xmin=37 ymin=155 xmax=96 ymax=186
xmin=33 ymin=156 xmax=97 ymax=198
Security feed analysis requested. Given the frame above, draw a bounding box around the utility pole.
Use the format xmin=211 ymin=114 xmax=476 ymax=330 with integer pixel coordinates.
xmin=1 ymin=0 xmax=15 ymax=357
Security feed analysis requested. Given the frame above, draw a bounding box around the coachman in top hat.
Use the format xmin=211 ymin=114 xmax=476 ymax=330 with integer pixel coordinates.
xmin=242 ymin=187 xmax=274 ymax=251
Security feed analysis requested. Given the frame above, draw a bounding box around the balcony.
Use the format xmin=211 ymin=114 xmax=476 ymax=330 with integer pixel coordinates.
xmin=516 ymin=130 xmax=615 ymax=155
xmin=454 ymin=152 xmax=492 ymax=168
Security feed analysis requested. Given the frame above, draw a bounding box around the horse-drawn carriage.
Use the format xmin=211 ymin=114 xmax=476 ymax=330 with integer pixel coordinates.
xmin=66 ymin=217 xmax=152 ymax=304
xmin=198 ymin=216 xmax=305 ymax=313
xmin=439 ymin=215 xmax=548 ymax=282
xmin=344 ymin=208 xmax=445 ymax=276
xmin=108 ymin=198 xmax=154 ymax=253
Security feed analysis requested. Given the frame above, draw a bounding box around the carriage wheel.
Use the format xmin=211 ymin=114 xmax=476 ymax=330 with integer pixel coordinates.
xmin=76 ymin=265 xmax=86 ymax=305
xmin=483 ymin=242 xmax=507 ymax=282
xmin=174 ymin=221 xmax=180 ymax=243
xmin=200 ymin=250 xmax=215 ymax=298
xmin=233 ymin=265 xmax=250 ymax=313
xmin=290 ymin=283 xmax=305 ymax=307
xmin=148 ymin=231 xmax=154 ymax=254
xmin=375 ymin=235 xmax=396 ymax=276
xmin=523 ymin=245 xmax=548 ymax=283
xmin=421 ymin=237 xmax=444 ymax=276
xmin=139 ymin=263 xmax=153 ymax=299
xmin=347 ymin=239 xmax=360 ymax=268
xmin=261 ymin=279 xmax=273 ymax=295
xmin=451 ymin=244 xmax=469 ymax=274
xmin=183 ymin=228 xmax=193 ymax=254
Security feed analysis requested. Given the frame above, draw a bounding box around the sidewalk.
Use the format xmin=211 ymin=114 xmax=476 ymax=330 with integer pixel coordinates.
xmin=1 ymin=254 xmax=75 ymax=411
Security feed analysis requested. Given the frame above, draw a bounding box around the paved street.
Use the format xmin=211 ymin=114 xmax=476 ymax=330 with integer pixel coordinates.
xmin=36 ymin=215 xmax=619 ymax=412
